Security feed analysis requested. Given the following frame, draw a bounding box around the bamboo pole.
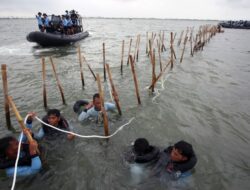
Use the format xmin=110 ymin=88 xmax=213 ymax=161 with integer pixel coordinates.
xmin=133 ymin=35 xmax=139 ymax=62
xmin=177 ymin=30 xmax=184 ymax=46
xmin=149 ymin=59 xmax=171 ymax=90
xmin=82 ymin=55 xmax=97 ymax=81
xmin=136 ymin=35 xmax=140 ymax=62
xmin=102 ymin=43 xmax=106 ymax=81
xmin=1 ymin=64 xmax=11 ymax=129
xmin=180 ymin=36 xmax=188 ymax=63
xmin=7 ymin=96 xmax=33 ymax=142
xmin=129 ymin=55 xmax=141 ymax=105
xmin=96 ymin=74 xmax=109 ymax=136
xmin=173 ymin=32 xmax=177 ymax=43
xmin=127 ymin=38 xmax=132 ymax=65
xmin=170 ymin=32 xmax=174 ymax=69
xmin=120 ymin=40 xmax=125 ymax=75
xmin=161 ymin=31 xmax=166 ymax=52
xmin=157 ymin=40 xmax=162 ymax=72
xmin=41 ymin=57 xmax=47 ymax=108
xmin=151 ymin=50 xmax=156 ymax=93
xmin=105 ymin=64 xmax=122 ymax=115
xmin=77 ymin=46 xmax=85 ymax=87
xmin=49 ymin=57 xmax=66 ymax=105
xmin=190 ymin=29 xmax=194 ymax=57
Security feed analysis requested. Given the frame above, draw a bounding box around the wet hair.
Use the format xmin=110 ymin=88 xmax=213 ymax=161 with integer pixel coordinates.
xmin=174 ymin=141 xmax=194 ymax=159
xmin=134 ymin=138 xmax=150 ymax=155
xmin=0 ymin=136 xmax=16 ymax=158
xmin=47 ymin=109 xmax=61 ymax=117
xmin=93 ymin=93 xmax=100 ymax=101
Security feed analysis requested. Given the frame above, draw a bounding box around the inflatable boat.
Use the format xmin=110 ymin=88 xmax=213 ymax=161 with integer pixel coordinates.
xmin=219 ymin=20 xmax=250 ymax=29
xmin=26 ymin=31 xmax=89 ymax=46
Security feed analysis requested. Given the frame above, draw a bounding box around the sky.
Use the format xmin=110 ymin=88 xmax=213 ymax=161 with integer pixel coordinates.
xmin=0 ymin=0 xmax=250 ymax=20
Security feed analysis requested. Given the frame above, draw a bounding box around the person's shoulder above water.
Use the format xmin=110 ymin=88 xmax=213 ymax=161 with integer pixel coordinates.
xmin=0 ymin=135 xmax=42 ymax=177
xmin=76 ymin=93 xmax=116 ymax=122
xmin=154 ymin=140 xmax=197 ymax=180
xmin=125 ymin=138 xmax=160 ymax=164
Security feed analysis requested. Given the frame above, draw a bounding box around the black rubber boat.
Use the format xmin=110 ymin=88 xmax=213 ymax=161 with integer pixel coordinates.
xmin=219 ymin=20 xmax=250 ymax=29
xmin=26 ymin=31 xmax=89 ymax=46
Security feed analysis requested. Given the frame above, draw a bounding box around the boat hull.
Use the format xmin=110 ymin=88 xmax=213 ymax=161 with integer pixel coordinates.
xmin=26 ymin=31 xmax=89 ymax=46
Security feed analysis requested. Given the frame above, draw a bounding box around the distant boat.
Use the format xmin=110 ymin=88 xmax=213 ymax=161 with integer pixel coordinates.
xmin=219 ymin=20 xmax=250 ymax=29
xmin=27 ymin=11 xmax=89 ymax=46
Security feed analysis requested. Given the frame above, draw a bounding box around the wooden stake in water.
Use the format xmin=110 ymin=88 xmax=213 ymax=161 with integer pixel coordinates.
xmin=161 ymin=31 xmax=166 ymax=52
xmin=177 ymin=30 xmax=184 ymax=46
xmin=190 ymin=29 xmax=194 ymax=57
xmin=170 ymin=32 xmax=174 ymax=69
xmin=151 ymin=50 xmax=156 ymax=93
xmin=102 ymin=43 xmax=106 ymax=81
xmin=146 ymin=32 xmax=148 ymax=54
xmin=133 ymin=35 xmax=139 ymax=62
xmin=180 ymin=36 xmax=188 ymax=63
xmin=149 ymin=59 xmax=171 ymax=90
xmin=7 ymin=96 xmax=34 ymax=142
xmin=77 ymin=46 xmax=85 ymax=87
xmin=136 ymin=35 xmax=141 ymax=62
xmin=120 ymin=40 xmax=125 ymax=75
xmin=49 ymin=57 xmax=66 ymax=105
xmin=105 ymin=64 xmax=122 ymax=115
xmin=41 ymin=57 xmax=47 ymax=108
xmin=157 ymin=40 xmax=162 ymax=72
xmin=129 ymin=55 xmax=141 ymax=105
xmin=96 ymin=74 xmax=109 ymax=136
xmin=1 ymin=64 xmax=11 ymax=129
xmin=82 ymin=55 xmax=97 ymax=81
xmin=127 ymin=38 xmax=132 ymax=65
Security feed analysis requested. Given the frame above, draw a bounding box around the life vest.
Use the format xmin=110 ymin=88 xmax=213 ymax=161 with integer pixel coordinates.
xmin=134 ymin=146 xmax=160 ymax=163
xmin=0 ymin=144 xmax=31 ymax=169
xmin=42 ymin=116 xmax=69 ymax=136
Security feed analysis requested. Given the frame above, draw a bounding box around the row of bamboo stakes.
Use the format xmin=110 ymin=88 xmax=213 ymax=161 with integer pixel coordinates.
xmin=1 ymin=24 xmax=222 ymax=136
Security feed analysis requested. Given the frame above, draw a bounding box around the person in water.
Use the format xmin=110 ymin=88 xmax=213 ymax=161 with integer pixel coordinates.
xmin=125 ymin=138 xmax=160 ymax=164
xmin=27 ymin=109 xmax=75 ymax=140
xmin=76 ymin=93 xmax=116 ymax=122
xmin=0 ymin=131 xmax=42 ymax=177
xmin=152 ymin=140 xmax=197 ymax=180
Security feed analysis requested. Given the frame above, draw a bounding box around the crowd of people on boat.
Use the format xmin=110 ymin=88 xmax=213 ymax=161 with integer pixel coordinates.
xmin=0 ymin=93 xmax=197 ymax=185
xmin=36 ymin=10 xmax=83 ymax=35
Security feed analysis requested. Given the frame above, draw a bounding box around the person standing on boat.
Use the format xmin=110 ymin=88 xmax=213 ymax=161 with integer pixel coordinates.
xmin=36 ymin=12 xmax=44 ymax=32
xmin=43 ymin=13 xmax=50 ymax=33
xmin=61 ymin=15 xmax=68 ymax=34
xmin=66 ymin=15 xmax=74 ymax=34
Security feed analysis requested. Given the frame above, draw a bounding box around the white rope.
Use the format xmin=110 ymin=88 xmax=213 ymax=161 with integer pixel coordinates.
xmin=11 ymin=133 xmax=22 ymax=190
xmin=151 ymin=73 xmax=171 ymax=103
xmin=11 ymin=115 xmax=29 ymax=190
xmin=34 ymin=116 xmax=135 ymax=139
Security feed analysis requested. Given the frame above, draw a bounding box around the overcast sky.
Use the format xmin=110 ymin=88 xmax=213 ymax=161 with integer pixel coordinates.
xmin=0 ymin=0 xmax=250 ymax=20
